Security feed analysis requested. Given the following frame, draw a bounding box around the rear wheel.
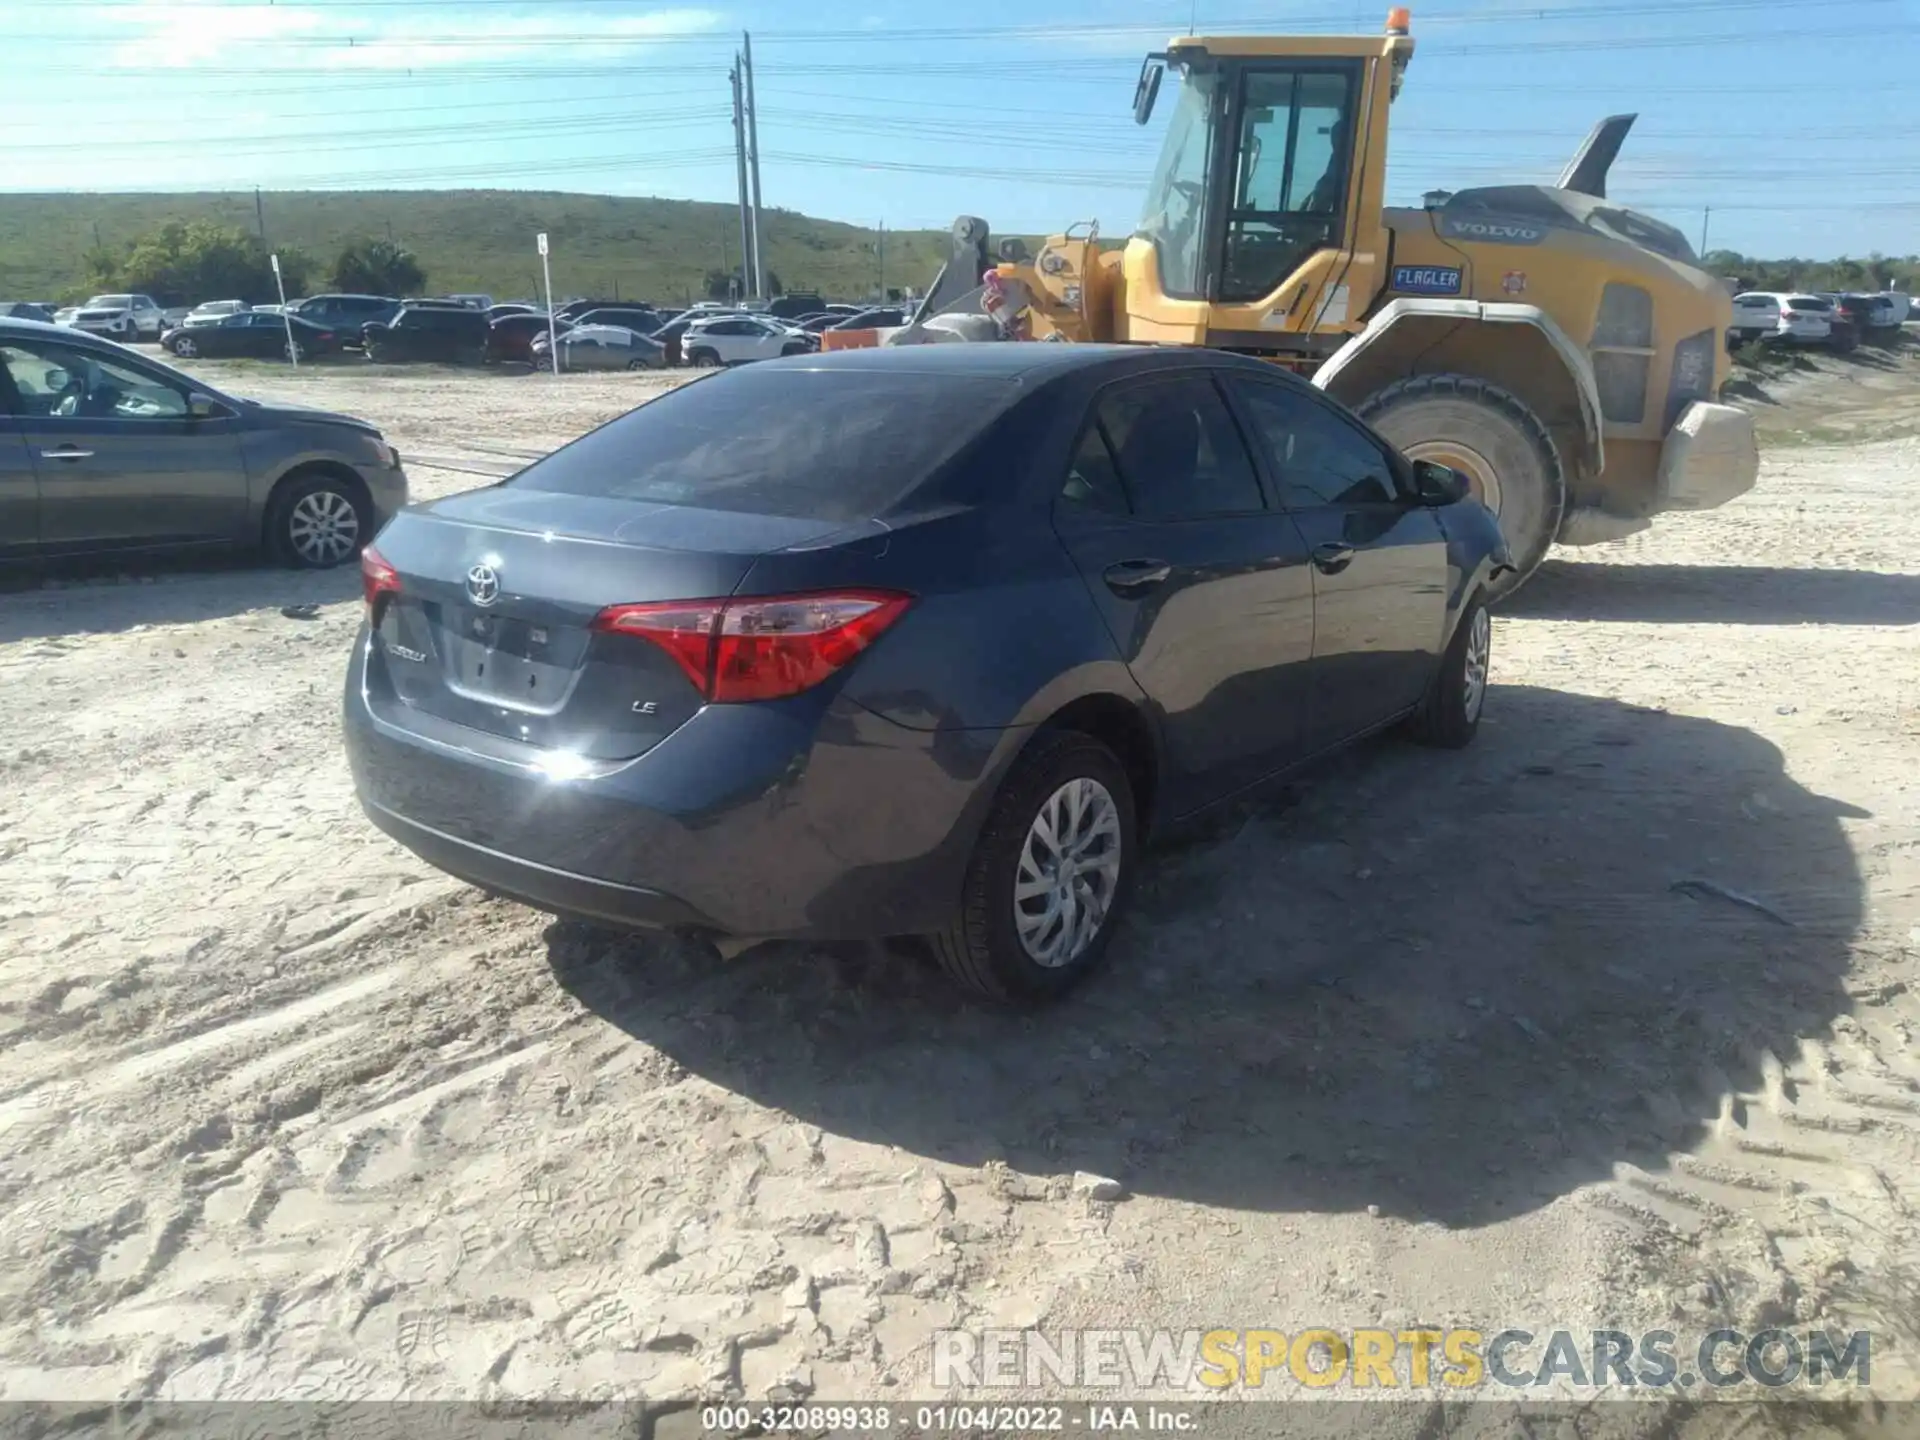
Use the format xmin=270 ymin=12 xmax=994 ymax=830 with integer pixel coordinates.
xmin=1357 ymin=374 xmax=1565 ymax=600
xmin=265 ymin=470 xmax=371 ymax=570
xmin=284 ymin=338 xmax=308 ymax=363
xmin=171 ymin=335 xmax=197 ymax=358
xmin=929 ymin=731 xmax=1137 ymax=1003
xmin=688 ymin=348 xmax=720 ymax=368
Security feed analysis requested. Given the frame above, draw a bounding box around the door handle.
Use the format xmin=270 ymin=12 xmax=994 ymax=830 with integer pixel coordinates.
xmin=1102 ymin=559 xmax=1172 ymax=596
xmin=1312 ymin=540 xmax=1355 ymax=573
xmin=40 ymin=447 xmax=94 ymax=461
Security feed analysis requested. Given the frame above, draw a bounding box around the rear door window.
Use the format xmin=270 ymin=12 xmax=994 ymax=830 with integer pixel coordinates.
xmin=510 ymin=369 xmax=1019 ymax=522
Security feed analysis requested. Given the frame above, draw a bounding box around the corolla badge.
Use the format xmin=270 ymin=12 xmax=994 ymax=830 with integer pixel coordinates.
xmin=466 ymin=563 xmax=501 ymax=607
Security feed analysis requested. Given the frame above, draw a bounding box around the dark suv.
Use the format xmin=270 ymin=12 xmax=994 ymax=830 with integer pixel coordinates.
xmin=289 ymin=293 xmax=401 ymax=336
xmin=363 ymin=304 xmax=491 ymax=365
xmin=571 ymin=307 xmax=661 ymax=335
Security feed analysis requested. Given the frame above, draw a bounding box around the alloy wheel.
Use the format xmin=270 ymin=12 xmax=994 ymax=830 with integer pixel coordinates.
xmin=1013 ymin=777 xmax=1123 ymax=968
xmin=287 ymin=489 xmax=360 ymax=566
xmin=1462 ymin=606 xmax=1491 ymax=722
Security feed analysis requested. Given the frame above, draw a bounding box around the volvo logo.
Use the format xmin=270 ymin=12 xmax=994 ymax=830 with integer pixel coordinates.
xmin=466 ymin=563 xmax=501 ymax=607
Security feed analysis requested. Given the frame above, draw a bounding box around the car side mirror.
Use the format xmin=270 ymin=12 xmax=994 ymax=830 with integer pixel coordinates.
xmin=1411 ymin=459 xmax=1469 ymax=506
xmin=187 ymin=392 xmax=221 ymax=419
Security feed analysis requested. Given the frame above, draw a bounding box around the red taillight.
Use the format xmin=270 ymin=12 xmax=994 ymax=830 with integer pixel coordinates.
xmin=361 ymin=545 xmax=401 ymax=612
xmin=592 ymin=589 xmax=912 ymax=703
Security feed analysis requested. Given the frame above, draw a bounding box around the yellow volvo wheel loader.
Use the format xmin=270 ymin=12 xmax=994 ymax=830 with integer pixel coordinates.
xmin=905 ymin=8 xmax=1759 ymax=596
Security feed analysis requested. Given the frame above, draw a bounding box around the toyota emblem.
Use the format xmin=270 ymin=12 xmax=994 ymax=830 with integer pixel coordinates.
xmin=466 ymin=563 xmax=501 ymax=607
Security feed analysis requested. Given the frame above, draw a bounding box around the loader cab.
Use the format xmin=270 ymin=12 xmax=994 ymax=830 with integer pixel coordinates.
xmin=1126 ymin=13 xmax=1413 ymax=354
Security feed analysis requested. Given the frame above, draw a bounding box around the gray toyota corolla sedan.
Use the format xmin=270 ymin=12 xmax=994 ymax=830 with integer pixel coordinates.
xmin=0 ymin=317 xmax=406 ymax=568
xmin=344 ymin=344 xmax=1511 ymax=1001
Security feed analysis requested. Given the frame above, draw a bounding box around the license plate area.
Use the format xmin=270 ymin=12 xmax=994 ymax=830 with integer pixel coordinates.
xmin=438 ymin=606 xmax=588 ymax=713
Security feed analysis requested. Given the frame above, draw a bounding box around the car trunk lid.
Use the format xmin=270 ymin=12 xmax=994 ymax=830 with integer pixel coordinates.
xmin=363 ymin=488 xmax=846 ymax=761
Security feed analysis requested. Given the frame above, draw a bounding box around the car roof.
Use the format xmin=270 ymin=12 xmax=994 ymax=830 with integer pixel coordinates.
xmin=757 ymin=341 xmax=1287 ymax=382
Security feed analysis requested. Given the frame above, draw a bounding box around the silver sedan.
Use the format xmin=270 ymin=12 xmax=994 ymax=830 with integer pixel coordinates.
xmin=531 ymin=323 xmax=667 ymax=372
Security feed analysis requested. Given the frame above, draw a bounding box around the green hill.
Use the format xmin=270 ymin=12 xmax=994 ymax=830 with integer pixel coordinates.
xmin=0 ymin=191 xmax=969 ymax=306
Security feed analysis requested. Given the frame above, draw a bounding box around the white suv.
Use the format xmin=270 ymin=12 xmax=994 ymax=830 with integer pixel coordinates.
xmin=1728 ymin=292 xmax=1781 ymax=345
xmin=680 ymin=314 xmax=814 ymax=367
xmin=1730 ymin=291 xmax=1830 ymax=345
xmin=64 ymin=293 xmax=166 ymax=342
xmin=1776 ymin=294 xmax=1834 ymax=343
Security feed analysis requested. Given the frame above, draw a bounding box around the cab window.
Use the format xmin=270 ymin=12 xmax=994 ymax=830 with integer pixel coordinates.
xmin=1221 ymin=66 xmax=1358 ymax=304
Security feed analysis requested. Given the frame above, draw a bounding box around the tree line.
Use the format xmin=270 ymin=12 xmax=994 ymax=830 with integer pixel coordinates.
xmin=1699 ymin=251 xmax=1918 ymax=295
xmin=75 ymin=221 xmax=426 ymax=305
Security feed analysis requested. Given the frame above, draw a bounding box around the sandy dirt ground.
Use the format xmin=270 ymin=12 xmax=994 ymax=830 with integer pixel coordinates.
xmin=1 ymin=347 xmax=1916 ymax=1430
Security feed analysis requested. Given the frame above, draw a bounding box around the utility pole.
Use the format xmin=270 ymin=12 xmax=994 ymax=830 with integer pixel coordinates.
xmin=254 ymin=187 xmax=267 ymax=245
xmin=743 ymin=31 xmax=767 ymax=300
xmin=1699 ymin=206 xmax=1711 ymax=256
xmin=877 ymin=221 xmax=885 ymax=300
xmin=730 ymin=59 xmax=754 ymax=303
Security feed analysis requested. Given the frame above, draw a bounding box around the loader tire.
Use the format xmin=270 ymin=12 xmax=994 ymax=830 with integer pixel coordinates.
xmin=1357 ymin=374 xmax=1565 ymax=601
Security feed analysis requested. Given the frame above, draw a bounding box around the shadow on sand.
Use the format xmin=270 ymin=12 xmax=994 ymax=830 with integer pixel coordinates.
xmin=548 ymin=684 xmax=1866 ymax=1231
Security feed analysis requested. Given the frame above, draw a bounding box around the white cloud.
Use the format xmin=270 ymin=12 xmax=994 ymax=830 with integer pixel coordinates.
xmin=109 ymin=2 xmax=725 ymax=71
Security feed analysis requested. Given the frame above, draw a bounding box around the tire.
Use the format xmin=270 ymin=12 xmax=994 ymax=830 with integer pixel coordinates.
xmin=171 ymin=335 xmax=197 ymax=358
xmin=929 ymin=731 xmax=1138 ymax=1003
xmin=264 ymin=470 xmax=372 ymax=570
xmin=688 ymin=348 xmax=721 ymax=368
xmin=1356 ymin=374 xmax=1566 ymax=600
xmin=1404 ymin=594 xmax=1491 ymax=749
xmin=284 ymin=339 xmax=307 ymax=364
xmin=364 ymin=343 xmax=384 ymax=364
xmin=626 ymin=357 xmax=652 ymax=371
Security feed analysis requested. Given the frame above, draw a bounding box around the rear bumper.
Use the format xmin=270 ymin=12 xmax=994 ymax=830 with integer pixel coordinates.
xmin=342 ymin=631 xmax=1014 ymax=940
xmin=1654 ymin=400 xmax=1759 ymax=515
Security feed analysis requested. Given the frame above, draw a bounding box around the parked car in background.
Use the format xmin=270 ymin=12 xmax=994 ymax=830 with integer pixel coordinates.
xmin=180 ymin=299 xmax=250 ymax=327
xmin=1841 ymin=293 xmax=1898 ymax=332
xmin=445 ymin=294 xmax=494 ymax=311
xmin=363 ymin=303 xmax=490 ymax=365
xmin=1761 ymin=294 xmax=1833 ymax=345
xmin=63 ymin=293 xmax=166 ymax=342
xmin=488 ymin=312 xmax=571 ymax=365
xmin=0 ymin=302 xmax=57 ymax=323
xmin=163 ymin=310 xmax=343 ymax=362
xmin=530 ymin=324 xmax=667 ymax=372
xmin=794 ymin=313 xmax=846 ymax=333
xmin=554 ymin=298 xmax=624 ymax=324
xmin=831 ymin=306 xmax=910 ymax=331
xmin=343 ymin=344 xmax=1507 ymax=1000
xmin=485 ymin=303 xmax=539 ymax=323
xmin=572 ymin=307 xmax=662 ymax=336
xmin=287 ymin=294 xmax=401 ymax=336
xmin=652 ymin=316 xmax=693 ymax=367
xmin=765 ymin=293 xmax=827 ymax=320
xmin=680 ymin=314 xmax=817 ymax=367
xmin=1728 ymin=292 xmax=1781 ymax=346
xmin=1880 ymin=292 xmax=1913 ymax=325
xmin=0 ymin=316 xmax=406 ymax=568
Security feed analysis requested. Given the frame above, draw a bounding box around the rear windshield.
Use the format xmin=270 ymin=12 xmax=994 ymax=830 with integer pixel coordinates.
xmin=509 ymin=368 xmax=1017 ymax=522
xmin=1787 ymin=298 xmax=1831 ymax=311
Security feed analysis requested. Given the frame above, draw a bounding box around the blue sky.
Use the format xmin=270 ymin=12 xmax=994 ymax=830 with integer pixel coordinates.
xmin=6 ymin=0 xmax=1917 ymax=260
